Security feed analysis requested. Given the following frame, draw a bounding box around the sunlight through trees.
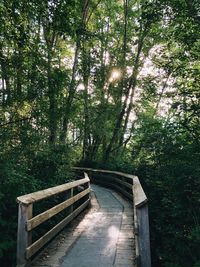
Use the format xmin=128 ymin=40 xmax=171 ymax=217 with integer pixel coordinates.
xmin=0 ymin=0 xmax=199 ymax=266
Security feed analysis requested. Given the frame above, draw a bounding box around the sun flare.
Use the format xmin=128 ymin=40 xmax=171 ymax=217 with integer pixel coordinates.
xmin=109 ymin=69 xmax=122 ymax=82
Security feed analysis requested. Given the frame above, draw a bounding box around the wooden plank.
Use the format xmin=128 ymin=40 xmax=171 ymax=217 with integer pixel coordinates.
xmin=17 ymin=204 xmax=32 ymax=266
xmin=26 ymin=199 xmax=90 ymax=259
xmin=17 ymin=177 xmax=89 ymax=205
xmin=27 ymin=188 xmax=90 ymax=231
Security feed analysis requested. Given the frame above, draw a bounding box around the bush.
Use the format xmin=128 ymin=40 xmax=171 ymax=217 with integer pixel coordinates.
xmin=0 ymin=159 xmax=39 ymax=266
xmin=0 ymin=145 xmax=75 ymax=266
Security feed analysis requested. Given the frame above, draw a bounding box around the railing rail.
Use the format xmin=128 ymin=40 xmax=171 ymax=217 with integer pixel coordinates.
xmin=73 ymin=167 xmax=151 ymax=267
xmin=16 ymin=173 xmax=90 ymax=267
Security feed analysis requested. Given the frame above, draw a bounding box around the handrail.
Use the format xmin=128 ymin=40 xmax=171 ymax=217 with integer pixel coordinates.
xmin=73 ymin=167 xmax=151 ymax=267
xmin=17 ymin=178 xmax=89 ymax=205
xmin=16 ymin=173 xmax=90 ymax=267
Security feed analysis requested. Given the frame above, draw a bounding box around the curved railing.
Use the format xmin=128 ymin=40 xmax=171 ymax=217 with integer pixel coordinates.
xmin=16 ymin=173 xmax=90 ymax=267
xmin=73 ymin=167 xmax=151 ymax=267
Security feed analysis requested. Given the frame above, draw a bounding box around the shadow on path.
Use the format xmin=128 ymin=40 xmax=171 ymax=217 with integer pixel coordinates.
xmin=31 ymin=184 xmax=135 ymax=267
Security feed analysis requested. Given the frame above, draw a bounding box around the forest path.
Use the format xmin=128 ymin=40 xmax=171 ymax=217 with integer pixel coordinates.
xmin=31 ymin=184 xmax=135 ymax=267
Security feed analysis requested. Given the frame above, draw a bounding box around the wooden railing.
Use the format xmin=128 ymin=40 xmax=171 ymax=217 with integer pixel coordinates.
xmin=16 ymin=173 xmax=90 ymax=267
xmin=74 ymin=167 xmax=151 ymax=267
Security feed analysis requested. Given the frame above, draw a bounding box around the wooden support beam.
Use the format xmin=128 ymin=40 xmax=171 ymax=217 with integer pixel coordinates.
xmin=136 ymin=204 xmax=151 ymax=267
xmin=17 ymin=204 xmax=32 ymax=267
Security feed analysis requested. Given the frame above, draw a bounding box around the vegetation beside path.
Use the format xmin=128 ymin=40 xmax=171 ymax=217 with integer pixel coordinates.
xmin=0 ymin=1 xmax=199 ymax=266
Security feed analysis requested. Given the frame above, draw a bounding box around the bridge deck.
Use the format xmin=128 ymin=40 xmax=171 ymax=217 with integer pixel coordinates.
xmin=31 ymin=184 xmax=135 ymax=267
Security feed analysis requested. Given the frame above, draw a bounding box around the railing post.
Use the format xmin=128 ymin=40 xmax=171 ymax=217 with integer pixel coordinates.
xmin=136 ymin=203 xmax=151 ymax=267
xmin=66 ymin=188 xmax=73 ymax=214
xmin=70 ymin=188 xmax=74 ymax=213
xmin=17 ymin=203 xmax=32 ymax=267
xmin=87 ymin=180 xmax=91 ymax=203
xmin=83 ymin=172 xmax=91 ymax=203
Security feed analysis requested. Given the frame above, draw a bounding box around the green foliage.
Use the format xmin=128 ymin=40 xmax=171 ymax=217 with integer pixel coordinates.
xmin=132 ymin=114 xmax=200 ymax=267
xmin=0 ymin=158 xmax=39 ymax=266
xmin=0 ymin=145 xmax=74 ymax=266
xmin=0 ymin=0 xmax=199 ymax=266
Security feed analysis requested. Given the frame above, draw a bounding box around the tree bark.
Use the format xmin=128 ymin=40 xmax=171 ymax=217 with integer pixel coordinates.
xmin=60 ymin=0 xmax=90 ymax=144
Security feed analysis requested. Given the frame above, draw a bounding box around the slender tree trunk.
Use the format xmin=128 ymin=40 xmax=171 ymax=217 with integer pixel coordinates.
xmin=103 ymin=30 xmax=146 ymax=162
xmin=47 ymin=47 xmax=57 ymax=144
xmin=120 ymin=0 xmax=129 ymax=98
xmin=82 ymin=46 xmax=90 ymax=160
xmin=15 ymin=22 xmax=26 ymax=100
xmin=102 ymin=0 xmax=130 ymax=161
xmin=0 ymin=46 xmax=11 ymax=104
xmin=43 ymin=19 xmax=58 ymax=145
xmin=60 ymin=39 xmax=81 ymax=143
xmin=16 ymin=50 xmax=22 ymax=98
xmin=60 ymin=0 xmax=90 ymax=144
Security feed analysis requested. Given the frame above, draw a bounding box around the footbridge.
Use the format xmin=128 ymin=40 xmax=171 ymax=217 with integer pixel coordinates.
xmin=16 ymin=168 xmax=151 ymax=267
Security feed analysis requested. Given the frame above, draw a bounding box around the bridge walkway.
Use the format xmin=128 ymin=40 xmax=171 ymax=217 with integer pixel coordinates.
xmin=31 ymin=184 xmax=135 ymax=267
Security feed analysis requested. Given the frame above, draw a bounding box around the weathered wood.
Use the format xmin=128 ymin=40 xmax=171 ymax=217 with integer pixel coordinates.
xmin=73 ymin=167 xmax=137 ymax=181
xmin=89 ymin=172 xmax=132 ymax=190
xmin=70 ymin=188 xmax=74 ymax=213
xmin=26 ymin=199 xmax=90 ymax=259
xmin=133 ymin=176 xmax=147 ymax=208
xmin=133 ymin=190 xmax=140 ymax=267
xmin=87 ymin=172 xmax=132 ymax=199
xmin=74 ymin=167 xmax=151 ymax=267
xmin=17 ymin=174 xmax=91 ymax=266
xmin=74 ymin=167 xmax=147 ymax=207
xmin=136 ymin=204 xmax=151 ymax=267
xmin=17 ymin=204 xmax=32 ymax=267
xmin=84 ymin=173 xmax=91 ymax=205
xmin=30 ymin=184 xmax=134 ymax=267
xmin=17 ymin=167 xmax=150 ymax=267
xmin=17 ymin=177 xmax=89 ymax=205
xmin=27 ymin=188 xmax=90 ymax=231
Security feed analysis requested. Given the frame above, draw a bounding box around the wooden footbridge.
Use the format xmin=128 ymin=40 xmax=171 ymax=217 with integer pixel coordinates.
xmin=16 ymin=168 xmax=151 ymax=267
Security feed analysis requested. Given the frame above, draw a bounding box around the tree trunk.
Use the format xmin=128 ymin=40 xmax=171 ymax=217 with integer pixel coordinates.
xmin=47 ymin=47 xmax=57 ymax=145
xmin=60 ymin=39 xmax=81 ymax=143
xmin=60 ymin=0 xmax=90 ymax=144
xmin=43 ymin=20 xmax=58 ymax=145
xmin=103 ymin=29 xmax=146 ymax=162
xmin=82 ymin=46 xmax=90 ymax=160
xmin=0 ymin=46 xmax=11 ymax=104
